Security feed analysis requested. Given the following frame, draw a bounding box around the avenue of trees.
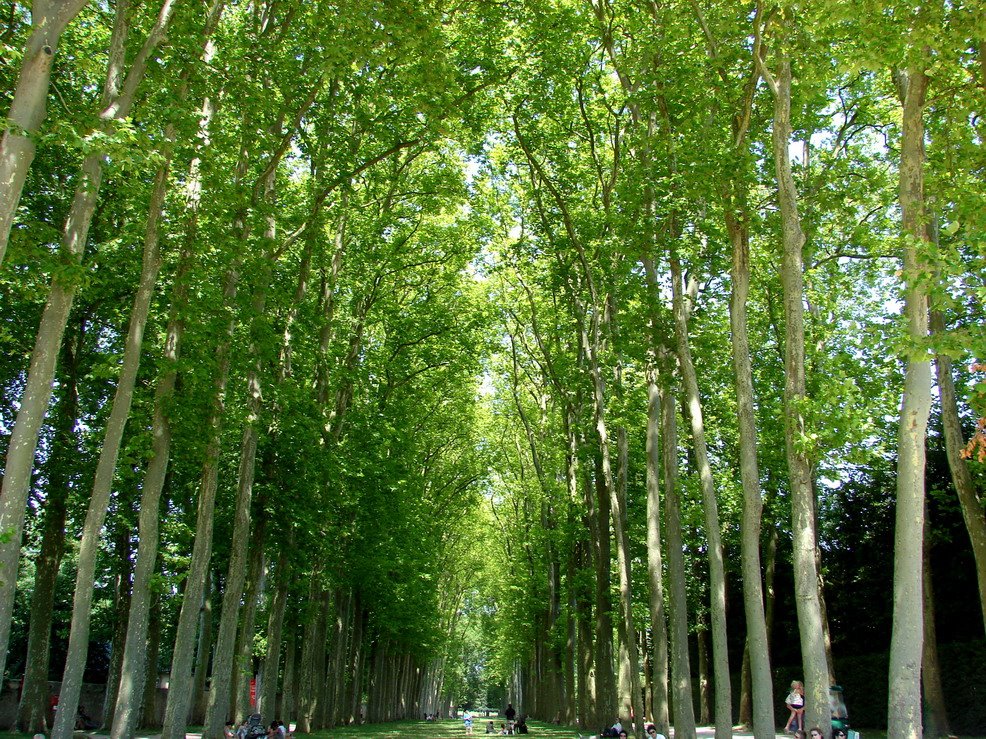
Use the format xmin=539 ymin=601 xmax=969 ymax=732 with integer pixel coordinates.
xmin=0 ymin=0 xmax=983 ymax=738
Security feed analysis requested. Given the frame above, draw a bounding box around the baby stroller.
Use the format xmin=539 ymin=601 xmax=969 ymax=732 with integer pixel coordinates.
xmin=244 ymin=713 xmax=267 ymax=739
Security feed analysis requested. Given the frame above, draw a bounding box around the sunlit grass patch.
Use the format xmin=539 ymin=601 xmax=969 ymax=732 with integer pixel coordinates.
xmin=309 ymin=719 xmax=580 ymax=738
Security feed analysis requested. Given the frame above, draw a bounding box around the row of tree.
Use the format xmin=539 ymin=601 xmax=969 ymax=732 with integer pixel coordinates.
xmin=472 ymin=1 xmax=983 ymax=738
xmin=1 ymin=0 xmax=507 ymax=737
xmin=0 ymin=0 xmax=983 ymax=738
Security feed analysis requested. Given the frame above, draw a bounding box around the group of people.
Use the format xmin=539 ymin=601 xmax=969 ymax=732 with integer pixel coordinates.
xmin=789 ymin=728 xmax=848 ymax=739
xmin=484 ymin=718 xmax=529 ymax=734
xmin=598 ymin=718 xmax=666 ymax=738
xmin=785 ymin=680 xmax=850 ymax=738
xmin=462 ymin=705 xmax=528 ymax=736
xmin=223 ymin=713 xmax=290 ymax=739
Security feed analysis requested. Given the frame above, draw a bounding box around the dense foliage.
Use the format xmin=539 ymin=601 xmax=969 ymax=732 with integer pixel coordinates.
xmin=0 ymin=0 xmax=983 ymax=738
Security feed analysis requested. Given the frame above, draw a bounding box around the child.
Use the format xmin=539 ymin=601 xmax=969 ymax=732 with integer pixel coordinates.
xmin=785 ymin=681 xmax=805 ymax=732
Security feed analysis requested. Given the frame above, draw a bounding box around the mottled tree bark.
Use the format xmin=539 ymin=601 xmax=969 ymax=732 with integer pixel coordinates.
xmin=932 ymin=308 xmax=986 ymax=636
xmin=660 ymin=378 xmax=696 ymax=738
xmin=47 ymin=3 xmax=181 ymax=733
xmin=258 ymin=550 xmax=289 ymax=719
xmin=762 ymin=50 xmax=824 ymax=737
xmin=922 ymin=503 xmax=950 ymax=738
xmin=0 ymin=0 xmax=91 ymax=264
xmin=645 ymin=370 xmax=670 ymax=739
xmin=888 ymin=61 xmax=931 ymax=739
xmin=670 ymin=254 xmax=731 ymax=738
xmin=16 ymin=331 xmax=80 ymax=734
xmin=191 ymin=571 xmax=214 ymax=726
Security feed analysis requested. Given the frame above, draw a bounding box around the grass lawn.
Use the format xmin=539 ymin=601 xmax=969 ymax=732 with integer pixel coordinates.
xmin=301 ymin=721 xmax=933 ymax=739
xmin=307 ymin=719 xmax=576 ymax=738
xmin=22 ymin=720 xmax=955 ymax=738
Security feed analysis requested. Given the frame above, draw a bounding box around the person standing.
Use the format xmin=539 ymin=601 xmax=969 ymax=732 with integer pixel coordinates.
xmin=463 ymin=709 xmax=474 ymax=735
xmin=785 ymin=681 xmax=805 ymax=732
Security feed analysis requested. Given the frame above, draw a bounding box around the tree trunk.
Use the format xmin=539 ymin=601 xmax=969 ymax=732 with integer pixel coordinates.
xmin=670 ymin=254 xmax=731 ymax=738
xmin=613 ymin=426 xmax=644 ymax=734
xmin=0 ymin=0 xmax=90 ymax=264
xmin=922 ymin=502 xmax=950 ymax=738
xmin=232 ymin=521 xmax=266 ymax=720
xmin=737 ymin=642 xmax=751 ymax=729
xmin=659 ymin=376 xmax=696 ymax=738
xmin=296 ymin=577 xmax=326 ymax=733
xmin=325 ymin=587 xmax=352 ymax=728
xmin=591 ymin=455 xmax=616 ymax=728
xmin=139 ymin=589 xmax=163 ymax=729
xmin=280 ymin=623 xmax=297 ymax=724
xmin=109 ymin=86 xmax=210 ymax=732
xmin=347 ymin=607 xmax=367 ymax=724
xmin=0 ymin=35 xmax=116 ymax=693
xmin=157 ymin=13 xmax=228 ymax=735
xmin=645 ymin=369 xmax=670 ymax=737
xmin=814 ymin=489 xmax=837 ymax=686
xmin=191 ymin=570 xmax=214 ymax=726
xmin=575 ymin=539 xmax=594 ymax=729
xmin=765 ymin=52 xmax=828 ymax=737
xmin=696 ymin=619 xmax=711 ymax=726
xmin=888 ymin=62 xmax=931 ymax=739
xmin=16 ymin=331 xmax=80 ymax=734
xmin=565 ymin=542 xmax=578 ymax=726
xmin=102 ymin=525 xmax=134 ymax=730
xmin=43 ymin=2 xmax=180 ymax=731
xmin=932 ymin=308 xmax=986 ymax=637
xmin=258 ymin=549 xmax=289 ymax=719
xmin=159 ymin=314 xmax=235 ymax=738
xmin=724 ymin=115 xmax=774 ymax=739
xmin=203 ymin=302 xmax=269 ymax=737
xmin=109 ymin=456 xmax=170 ymax=739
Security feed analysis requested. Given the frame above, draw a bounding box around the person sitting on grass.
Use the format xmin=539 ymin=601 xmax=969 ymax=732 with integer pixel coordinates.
xmin=602 ymin=718 xmax=623 ymax=737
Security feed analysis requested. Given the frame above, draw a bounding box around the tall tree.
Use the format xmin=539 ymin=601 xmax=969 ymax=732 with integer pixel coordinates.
xmin=887 ymin=52 xmax=932 ymax=739
xmin=15 ymin=322 xmax=81 ymax=733
xmin=2 ymin=0 xmax=176 ymax=696
xmin=759 ymin=22 xmax=830 ymax=736
xmin=669 ymin=252 xmax=731 ymax=739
